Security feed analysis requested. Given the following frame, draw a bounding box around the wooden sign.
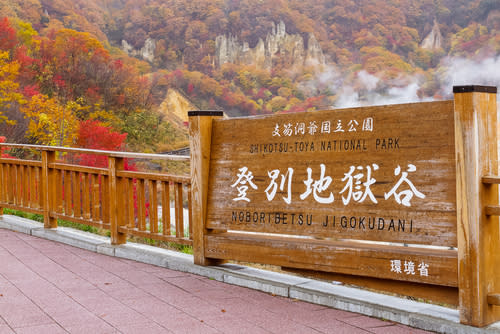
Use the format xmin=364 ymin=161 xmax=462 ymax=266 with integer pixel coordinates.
xmin=190 ymin=86 xmax=500 ymax=327
xmin=206 ymin=101 xmax=457 ymax=247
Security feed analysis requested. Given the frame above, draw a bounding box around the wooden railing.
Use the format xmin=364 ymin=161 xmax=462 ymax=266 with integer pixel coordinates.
xmin=0 ymin=144 xmax=192 ymax=246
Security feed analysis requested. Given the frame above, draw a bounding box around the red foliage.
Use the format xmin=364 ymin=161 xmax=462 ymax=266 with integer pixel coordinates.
xmin=22 ymin=84 xmax=40 ymax=97
xmin=85 ymin=86 xmax=101 ymax=103
xmin=113 ymin=59 xmax=123 ymax=70
xmin=0 ymin=17 xmax=17 ymax=51
xmin=53 ymin=75 xmax=66 ymax=89
xmin=78 ymin=120 xmax=126 ymax=151
xmin=76 ymin=120 xmax=135 ymax=170
xmin=0 ymin=136 xmax=14 ymax=159
xmin=13 ymin=46 xmax=35 ymax=83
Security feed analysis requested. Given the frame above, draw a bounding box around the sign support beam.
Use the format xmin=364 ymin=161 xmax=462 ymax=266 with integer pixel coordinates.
xmin=454 ymin=85 xmax=500 ymax=326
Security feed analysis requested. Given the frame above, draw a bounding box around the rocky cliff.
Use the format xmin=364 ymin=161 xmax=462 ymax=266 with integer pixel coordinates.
xmin=421 ymin=20 xmax=443 ymax=50
xmin=122 ymin=38 xmax=156 ymax=62
xmin=158 ymin=89 xmax=198 ymax=125
xmin=215 ymin=20 xmax=325 ymax=69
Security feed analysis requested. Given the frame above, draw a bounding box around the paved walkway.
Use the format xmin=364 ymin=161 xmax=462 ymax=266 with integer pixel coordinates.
xmin=0 ymin=229 xmax=432 ymax=334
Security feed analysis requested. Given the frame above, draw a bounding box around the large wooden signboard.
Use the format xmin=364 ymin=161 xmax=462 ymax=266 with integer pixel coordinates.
xmin=190 ymin=87 xmax=500 ymax=327
xmin=199 ymin=101 xmax=459 ymax=288
xmin=206 ymin=101 xmax=457 ymax=246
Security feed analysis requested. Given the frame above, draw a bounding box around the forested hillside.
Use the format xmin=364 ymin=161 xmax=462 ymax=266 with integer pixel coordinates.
xmin=0 ymin=0 xmax=499 ymax=151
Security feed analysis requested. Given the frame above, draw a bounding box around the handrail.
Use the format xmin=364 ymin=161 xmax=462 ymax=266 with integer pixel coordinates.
xmin=487 ymin=293 xmax=500 ymax=306
xmin=482 ymin=175 xmax=500 ymax=184
xmin=0 ymin=143 xmax=190 ymax=161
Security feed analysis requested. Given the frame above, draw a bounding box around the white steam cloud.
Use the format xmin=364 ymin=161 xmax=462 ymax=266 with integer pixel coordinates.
xmin=329 ymin=56 xmax=500 ymax=108
xmin=334 ymin=71 xmax=428 ymax=108
xmin=439 ymin=56 xmax=500 ymax=98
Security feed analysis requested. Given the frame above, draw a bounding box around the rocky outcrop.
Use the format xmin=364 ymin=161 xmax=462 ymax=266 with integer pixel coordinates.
xmin=421 ymin=20 xmax=443 ymax=50
xmin=122 ymin=38 xmax=156 ymax=62
xmin=158 ymin=89 xmax=198 ymax=125
xmin=215 ymin=20 xmax=325 ymax=69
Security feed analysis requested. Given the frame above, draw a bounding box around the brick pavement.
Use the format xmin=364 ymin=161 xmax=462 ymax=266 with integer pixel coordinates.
xmin=0 ymin=229 xmax=433 ymax=333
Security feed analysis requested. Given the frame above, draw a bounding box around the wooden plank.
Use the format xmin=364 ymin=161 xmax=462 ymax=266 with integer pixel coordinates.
xmin=51 ymin=212 xmax=109 ymax=229
xmin=127 ymin=178 xmax=135 ymax=228
xmin=10 ymin=165 xmax=19 ymax=205
xmin=0 ymin=163 xmax=3 ymax=215
xmin=482 ymin=176 xmax=500 ymax=184
xmin=282 ymin=267 xmax=459 ymax=306
xmin=137 ymin=179 xmax=146 ymax=231
xmin=0 ymin=158 xmax=41 ymax=167
xmin=0 ymin=143 xmax=189 ymax=161
xmin=55 ymin=170 xmax=63 ymax=214
xmin=118 ymin=227 xmax=193 ymax=246
xmin=487 ymin=294 xmax=500 ymax=306
xmin=102 ymin=175 xmax=109 ymax=224
xmin=0 ymin=203 xmax=43 ymax=215
xmin=189 ymin=111 xmax=226 ymax=265
xmin=206 ymin=232 xmax=458 ymax=287
xmin=18 ymin=165 xmax=24 ymax=206
xmin=454 ymin=87 xmax=500 ymax=326
xmin=82 ymin=173 xmax=90 ymax=219
xmin=485 ymin=205 xmax=500 ymax=216
xmin=42 ymin=151 xmax=57 ymax=228
xmin=64 ymin=171 xmax=72 ymax=216
xmin=74 ymin=172 xmax=82 ymax=218
xmin=148 ymin=180 xmax=158 ymax=234
xmin=117 ymin=170 xmax=189 ymax=184
xmin=15 ymin=165 xmax=21 ymax=205
xmin=23 ymin=166 xmax=33 ymax=208
xmin=206 ymin=101 xmax=457 ymax=246
xmin=12 ymin=165 xmax=18 ymax=205
xmin=0 ymin=164 xmax=4 ymax=205
xmin=52 ymin=163 xmax=108 ymax=175
xmin=92 ymin=174 xmax=100 ymax=220
xmin=161 ymin=181 xmax=171 ymax=235
xmin=5 ymin=164 xmax=10 ymax=204
xmin=175 ymin=182 xmax=184 ymax=238
xmin=35 ymin=167 xmax=41 ymax=209
xmin=109 ymin=157 xmax=126 ymax=245
xmin=188 ymin=185 xmax=193 ymax=239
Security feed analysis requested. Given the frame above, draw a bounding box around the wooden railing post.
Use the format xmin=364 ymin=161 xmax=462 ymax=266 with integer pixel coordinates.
xmin=42 ymin=150 xmax=57 ymax=228
xmin=0 ymin=161 xmax=3 ymax=216
xmin=109 ymin=156 xmax=126 ymax=245
xmin=189 ymin=111 xmax=225 ymax=265
xmin=0 ymin=166 xmax=3 ymax=216
xmin=454 ymin=85 xmax=500 ymax=326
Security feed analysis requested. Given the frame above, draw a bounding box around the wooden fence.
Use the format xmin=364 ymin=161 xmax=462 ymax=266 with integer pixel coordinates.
xmin=0 ymin=145 xmax=192 ymax=246
xmin=189 ymin=86 xmax=500 ymax=327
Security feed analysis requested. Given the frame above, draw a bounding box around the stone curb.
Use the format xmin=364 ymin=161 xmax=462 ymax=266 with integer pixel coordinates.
xmin=1 ymin=214 xmax=499 ymax=334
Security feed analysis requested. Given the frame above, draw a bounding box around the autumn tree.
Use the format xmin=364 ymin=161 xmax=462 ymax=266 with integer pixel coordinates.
xmin=21 ymin=94 xmax=79 ymax=146
xmin=0 ymin=51 xmax=25 ymax=124
xmin=75 ymin=119 xmax=127 ymax=167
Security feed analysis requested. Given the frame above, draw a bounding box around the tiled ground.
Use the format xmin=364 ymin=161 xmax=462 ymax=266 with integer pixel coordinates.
xmin=0 ymin=229 xmax=433 ymax=333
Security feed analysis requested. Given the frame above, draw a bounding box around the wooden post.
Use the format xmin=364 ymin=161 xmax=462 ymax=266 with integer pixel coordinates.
xmin=189 ymin=111 xmax=225 ymax=265
xmin=0 ymin=162 xmax=3 ymax=216
xmin=454 ymin=85 xmax=500 ymax=326
xmin=109 ymin=156 xmax=126 ymax=245
xmin=42 ymin=150 xmax=57 ymax=228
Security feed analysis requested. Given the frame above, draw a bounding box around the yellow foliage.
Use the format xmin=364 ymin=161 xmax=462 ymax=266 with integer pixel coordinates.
xmin=21 ymin=94 xmax=79 ymax=146
xmin=14 ymin=18 xmax=37 ymax=46
xmin=360 ymin=46 xmax=413 ymax=77
xmin=269 ymin=96 xmax=287 ymax=112
xmin=0 ymin=51 xmax=25 ymax=125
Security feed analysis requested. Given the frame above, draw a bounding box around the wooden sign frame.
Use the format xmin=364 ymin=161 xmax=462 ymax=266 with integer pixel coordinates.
xmin=189 ymin=86 xmax=500 ymax=327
